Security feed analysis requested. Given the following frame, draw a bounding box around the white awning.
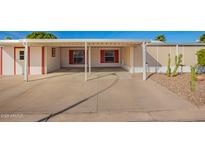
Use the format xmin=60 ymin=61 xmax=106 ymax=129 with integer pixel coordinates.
xmin=0 ymin=39 xmax=150 ymax=47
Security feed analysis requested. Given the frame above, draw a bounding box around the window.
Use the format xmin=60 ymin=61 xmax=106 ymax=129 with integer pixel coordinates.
xmin=52 ymin=48 xmax=56 ymax=57
xmin=19 ymin=51 xmax=24 ymax=60
xmin=73 ymin=50 xmax=84 ymax=64
xmin=104 ymin=50 xmax=115 ymax=63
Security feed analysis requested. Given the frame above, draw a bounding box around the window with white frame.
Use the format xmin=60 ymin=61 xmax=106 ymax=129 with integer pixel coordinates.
xmin=104 ymin=50 xmax=115 ymax=63
xmin=19 ymin=51 xmax=24 ymax=60
xmin=73 ymin=50 xmax=84 ymax=64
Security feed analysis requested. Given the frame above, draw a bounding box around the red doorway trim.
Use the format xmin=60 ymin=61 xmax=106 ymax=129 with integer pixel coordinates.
xmin=0 ymin=47 xmax=2 ymax=75
xmin=14 ymin=47 xmax=16 ymax=75
xmin=42 ymin=47 xmax=45 ymax=74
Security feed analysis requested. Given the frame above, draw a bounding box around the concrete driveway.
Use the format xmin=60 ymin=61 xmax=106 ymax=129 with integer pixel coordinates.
xmin=0 ymin=68 xmax=199 ymax=121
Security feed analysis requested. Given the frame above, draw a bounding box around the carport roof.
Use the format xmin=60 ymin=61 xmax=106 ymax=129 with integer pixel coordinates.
xmin=0 ymin=39 xmax=150 ymax=47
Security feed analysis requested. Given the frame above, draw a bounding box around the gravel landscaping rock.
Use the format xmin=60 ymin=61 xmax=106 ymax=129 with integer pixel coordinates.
xmin=149 ymin=73 xmax=205 ymax=107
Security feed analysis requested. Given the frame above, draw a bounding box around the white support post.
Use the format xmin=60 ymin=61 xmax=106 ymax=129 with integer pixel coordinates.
xmin=176 ymin=44 xmax=179 ymax=55
xmin=130 ymin=47 xmax=134 ymax=73
xmin=88 ymin=46 xmax=91 ymax=74
xmin=182 ymin=46 xmax=185 ymax=65
xmin=24 ymin=42 xmax=28 ymax=82
xmin=142 ymin=42 xmax=147 ymax=80
xmin=85 ymin=42 xmax=87 ymax=81
xmin=156 ymin=46 xmax=159 ymax=73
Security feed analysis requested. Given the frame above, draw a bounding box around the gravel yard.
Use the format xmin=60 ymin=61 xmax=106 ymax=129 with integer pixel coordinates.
xmin=150 ymin=73 xmax=205 ymax=107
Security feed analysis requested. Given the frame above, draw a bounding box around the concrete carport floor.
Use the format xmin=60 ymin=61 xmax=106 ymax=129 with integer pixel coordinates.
xmin=0 ymin=67 xmax=199 ymax=122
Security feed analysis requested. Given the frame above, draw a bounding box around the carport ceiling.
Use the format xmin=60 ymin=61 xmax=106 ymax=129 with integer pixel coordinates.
xmin=0 ymin=39 xmax=149 ymax=47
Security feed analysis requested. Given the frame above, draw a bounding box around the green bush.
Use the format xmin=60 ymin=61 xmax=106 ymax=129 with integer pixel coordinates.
xmin=190 ymin=66 xmax=196 ymax=92
xmin=172 ymin=54 xmax=183 ymax=76
xmin=166 ymin=54 xmax=171 ymax=77
xmin=196 ymin=49 xmax=205 ymax=66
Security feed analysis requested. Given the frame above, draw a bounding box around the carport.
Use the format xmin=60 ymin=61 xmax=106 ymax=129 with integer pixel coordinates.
xmin=0 ymin=39 xmax=149 ymax=81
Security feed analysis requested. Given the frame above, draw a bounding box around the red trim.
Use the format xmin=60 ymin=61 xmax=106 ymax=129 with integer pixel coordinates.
xmin=114 ymin=50 xmax=119 ymax=63
xmin=28 ymin=47 xmax=30 ymax=75
xmin=14 ymin=47 xmax=16 ymax=75
xmin=100 ymin=50 xmax=105 ymax=63
xmin=42 ymin=47 xmax=45 ymax=74
xmin=0 ymin=47 xmax=2 ymax=75
xmin=69 ymin=50 xmax=87 ymax=64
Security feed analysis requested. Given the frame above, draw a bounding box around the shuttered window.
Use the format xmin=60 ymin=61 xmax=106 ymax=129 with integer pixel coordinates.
xmin=69 ymin=50 xmax=85 ymax=64
xmin=100 ymin=49 xmax=119 ymax=63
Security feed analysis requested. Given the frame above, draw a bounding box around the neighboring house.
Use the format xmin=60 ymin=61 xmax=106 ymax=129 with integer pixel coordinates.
xmin=0 ymin=39 xmax=205 ymax=81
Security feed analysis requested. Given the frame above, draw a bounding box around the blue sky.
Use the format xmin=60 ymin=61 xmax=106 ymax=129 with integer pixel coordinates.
xmin=0 ymin=31 xmax=204 ymax=43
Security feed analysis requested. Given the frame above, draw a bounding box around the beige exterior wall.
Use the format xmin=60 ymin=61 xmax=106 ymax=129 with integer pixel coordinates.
xmin=46 ymin=47 xmax=60 ymax=73
xmin=91 ymin=47 xmax=121 ymax=67
xmin=122 ymin=47 xmax=130 ymax=67
xmin=30 ymin=47 xmax=42 ymax=75
xmin=2 ymin=47 xmax=14 ymax=75
xmin=60 ymin=47 xmax=121 ymax=67
xmin=135 ymin=45 xmax=143 ymax=67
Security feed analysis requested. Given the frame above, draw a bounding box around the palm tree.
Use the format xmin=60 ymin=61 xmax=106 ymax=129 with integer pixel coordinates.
xmin=154 ymin=35 xmax=166 ymax=42
xmin=199 ymin=34 xmax=205 ymax=43
xmin=26 ymin=32 xmax=57 ymax=39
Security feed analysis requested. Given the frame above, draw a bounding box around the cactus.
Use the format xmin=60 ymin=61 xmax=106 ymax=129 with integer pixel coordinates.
xmin=175 ymin=55 xmax=177 ymax=65
xmin=166 ymin=53 xmax=171 ymax=77
xmin=190 ymin=66 xmax=196 ymax=92
xmin=172 ymin=54 xmax=183 ymax=76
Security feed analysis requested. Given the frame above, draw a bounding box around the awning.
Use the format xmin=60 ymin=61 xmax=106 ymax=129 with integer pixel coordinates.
xmin=0 ymin=39 xmax=150 ymax=47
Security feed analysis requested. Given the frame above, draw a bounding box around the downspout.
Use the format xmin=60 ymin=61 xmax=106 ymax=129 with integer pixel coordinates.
xmin=84 ymin=41 xmax=87 ymax=81
xmin=176 ymin=43 xmax=179 ymax=56
xmin=0 ymin=46 xmax=2 ymax=75
xmin=142 ymin=42 xmax=147 ymax=80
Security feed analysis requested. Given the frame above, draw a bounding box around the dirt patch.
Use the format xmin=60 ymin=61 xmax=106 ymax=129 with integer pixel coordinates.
xmin=149 ymin=73 xmax=205 ymax=107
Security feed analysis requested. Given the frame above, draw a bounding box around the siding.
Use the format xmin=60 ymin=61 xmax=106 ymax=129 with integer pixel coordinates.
xmin=2 ymin=47 xmax=14 ymax=75
xmin=47 ymin=47 xmax=60 ymax=73
xmin=135 ymin=45 xmax=143 ymax=67
xmin=30 ymin=47 xmax=42 ymax=75
xmin=122 ymin=47 xmax=130 ymax=67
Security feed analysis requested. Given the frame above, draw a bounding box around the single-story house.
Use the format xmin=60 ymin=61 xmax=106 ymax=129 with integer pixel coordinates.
xmin=0 ymin=39 xmax=205 ymax=81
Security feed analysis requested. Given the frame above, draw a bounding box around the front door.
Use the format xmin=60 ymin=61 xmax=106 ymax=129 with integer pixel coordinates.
xmin=15 ymin=48 xmax=25 ymax=75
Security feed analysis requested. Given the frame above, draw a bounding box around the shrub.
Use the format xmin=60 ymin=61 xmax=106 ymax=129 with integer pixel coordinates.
xmin=196 ymin=49 xmax=205 ymax=66
xmin=166 ymin=54 xmax=171 ymax=77
xmin=172 ymin=54 xmax=183 ymax=76
xmin=190 ymin=66 xmax=196 ymax=92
